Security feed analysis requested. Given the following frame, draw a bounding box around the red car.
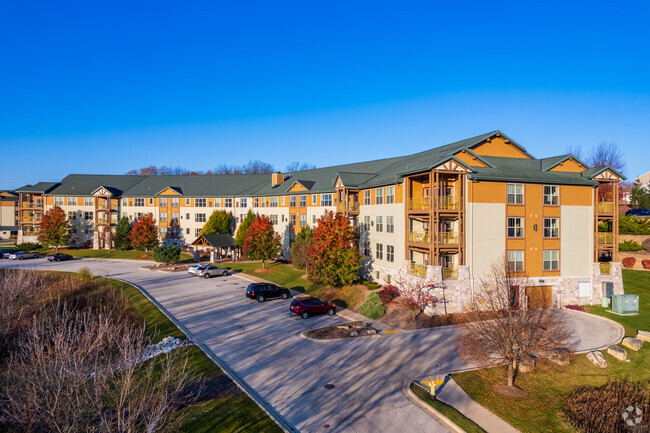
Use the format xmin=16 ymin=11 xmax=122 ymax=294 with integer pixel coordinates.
xmin=289 ymin=297 xmax=336 ymax=319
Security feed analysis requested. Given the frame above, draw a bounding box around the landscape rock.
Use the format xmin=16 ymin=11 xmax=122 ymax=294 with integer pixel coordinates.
xmin=587 ymin=351 xmax=608 ymax=368
xmin=336 ymin=325 xmax=348 ymax=329
xmin=607 ymin=345 xmax=627 ymax=361
xmin=622 ymin=337 xmax=643 ymax=351
xmin=350 ymin=331 xmax=359 ymax=337
xmin=140 ymin=337 xmax=188 ymax=363
xmin=366 ymin=329 xmax=377 ymax=335
xmin=518 ymin=355 xmax=536 ymax=373
xmin=637 ymin=330 xmax=650 ymax=343
xmin=548 ymin=348 xmax=571 ymax=366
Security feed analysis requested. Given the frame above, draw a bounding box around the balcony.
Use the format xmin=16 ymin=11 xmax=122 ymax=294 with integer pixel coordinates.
xmin=408 ymin=230 xmax=430 ymax=243
xmin=597 ymin=201 xmax=614 ymax=214
xmin=437 ymin=196 xmax=459 ymax=210
xmin=597 ymin=232 xmax=614 ymax=244
xmin=442 ymin=267 xmax=458 ymax=280
xmin=408 ymin=197 xmax=430 ymax=211
xmin=410 ymin=262 xmax=427 ymax=278
xmin=22 ymin=202 xmax=43 ymax=209
xmin=22 ymin=217 xmax=42 ymax=223
xmin=337 ymin=202 xmax=360 ymax=213
xmin=23 ymin=230 xmax=39 ymax=236
xmin=439 ymin=232 xmax=460 ymax=245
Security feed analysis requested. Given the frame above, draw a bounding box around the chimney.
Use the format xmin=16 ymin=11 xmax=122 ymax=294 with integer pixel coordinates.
xmin=272 ymin=172 xmax=284 ymax=186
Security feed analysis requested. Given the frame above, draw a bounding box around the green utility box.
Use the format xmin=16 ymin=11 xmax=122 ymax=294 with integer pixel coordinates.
xmin=601 ymin=297 xmax=611 ymax=307
xmin=611 ymin=294 xmax=639 ymax=315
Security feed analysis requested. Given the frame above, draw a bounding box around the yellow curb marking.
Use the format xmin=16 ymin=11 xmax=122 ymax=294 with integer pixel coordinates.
xmin=382 ymin=330 xmax=399 ymax=334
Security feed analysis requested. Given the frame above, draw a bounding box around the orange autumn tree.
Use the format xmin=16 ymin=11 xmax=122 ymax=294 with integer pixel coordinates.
xmin=128 ymin=213 xmax=159 ymax=251
xmin=38 ymin=206 xmax=70 ymax=251
xmin=243 ymin=215 xmax=281 ymax=268
xmin=306 ymin=211 xmax=362 ymax=287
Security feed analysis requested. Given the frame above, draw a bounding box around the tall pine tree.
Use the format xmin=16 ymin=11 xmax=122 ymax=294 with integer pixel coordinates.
xmin=115 ymin=216 xmax=132 ymax=251
xmin=235 ymin=210 xmax=256 ymax=247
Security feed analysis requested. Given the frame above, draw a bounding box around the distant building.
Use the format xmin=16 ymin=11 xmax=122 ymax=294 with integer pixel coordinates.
xmin=637 ymin=171 xmax=650 ymax=190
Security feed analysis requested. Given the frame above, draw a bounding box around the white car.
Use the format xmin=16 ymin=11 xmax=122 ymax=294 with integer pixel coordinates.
xmin=188 ymin=264 xmax=208 ymax=275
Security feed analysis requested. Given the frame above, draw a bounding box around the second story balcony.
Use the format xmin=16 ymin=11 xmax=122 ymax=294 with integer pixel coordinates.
xmin=437 ymin=196 xmax=459 ymax=210
xmin=22 ymin=202 xmax=43 ymax=209
xmin=597 ymin=232 xmax=614 ymax=244
xmin=337 ymin=201 xmax=360 ymax=213
xmin=439 ymin=231 xmax=460 ymax=245
xmin=408 ymin=230 xmax=430 ymax=243
xmin=597 ymin=201 xmax=614 ymax=214
xmin=408 ymin=197 xmax=430 ymax=211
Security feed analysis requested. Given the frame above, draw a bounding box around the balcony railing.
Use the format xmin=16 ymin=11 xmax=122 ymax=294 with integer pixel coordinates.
xmin=599 ymin=262 xmax=611 ymax=275
xmin=22 ymin=202 xmax=43 ymax=208
xmin=337 ymin=202 xmax=360 ymax=212
xmin=22 ymin=217 xmax=42 ymax=223
xmin=442 ymin=267 xmax=458 ymax=280
xmin=410 ymin=262 xmax=427 ymax=278
xmin=438 ymin=196 xmax=459 ymax=210
xmin=439 ymin=232 xmax=460 ymax=245
xmin=408 ymin=197 xmax=430 ymax=211
xmin=22 ymin=230 xmax=39 ymax=236
xmin=408 ymin=230 xmax=430 ymax=243
xmin=597 ymin=201 xmax=614 ymax=214
xmin=597 ymin=232 xmax=614 ymax=244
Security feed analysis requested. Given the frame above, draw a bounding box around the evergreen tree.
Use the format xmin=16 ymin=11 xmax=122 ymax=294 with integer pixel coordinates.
xmin=630 ymin=181 xmax=650 ymax=209
xmin=291 ymin=226 xmax=312 ymax=270
xmin=235 ymin=210 xmax=256 ymax=247
xmin=201 ymin=210 xmax=232 ymax=235
xmin=38 ymin=206 xmax=70 ymax=251
xmin=115 ymin=216 xmax=132 ymax=251
xmin=128 ymin=213 xmax=159 ymax=251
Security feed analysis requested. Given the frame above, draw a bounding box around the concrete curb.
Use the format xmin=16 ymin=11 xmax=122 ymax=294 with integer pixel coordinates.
xmin=109 ymin=276 xmax=298 ymax=433
xmin=562 ymin=308 xmax=626 ymax=353
xmin=402 ymin=382 xmax=465 ymax=433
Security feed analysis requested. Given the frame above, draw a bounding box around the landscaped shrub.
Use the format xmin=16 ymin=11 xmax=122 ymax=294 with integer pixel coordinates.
xmin=619 ymin=240 xmax=644 ymax=251
xmin=14 ymin=242 xmax=41 ymax=251
xmin=377 ymin=285 xmax=399 ymax=305
xmin=619 ymin=215 xmax=650 ymax=235
xmin=643 ymin=260 xmax=650 ymax=270
xmin=357 ymin=292 xmax=386 ymax=319
xmin=362 ymin=280 xmax=380 ymax=290
xmin=152 ymin=244 xmax=181 ymax=264
xmin=622 ymin=257 xmax=636 ymax=268
xmin=566 ymin=381 xmax=650 ymax=433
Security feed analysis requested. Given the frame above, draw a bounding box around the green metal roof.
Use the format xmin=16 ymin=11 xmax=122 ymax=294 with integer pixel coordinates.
xmin=192 ymin=233 xmax=236 ymax=248
xmin=47 ymin=175 xmax=148 ymax=196
xmin=15 ymin=182 xmax=59 ymax=193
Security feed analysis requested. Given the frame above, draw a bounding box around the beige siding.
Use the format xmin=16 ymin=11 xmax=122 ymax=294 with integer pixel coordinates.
xmin=560 ymin=206 xmax=593 ymax=276
xmin=467 ymin=202 xmax=506 ymax=278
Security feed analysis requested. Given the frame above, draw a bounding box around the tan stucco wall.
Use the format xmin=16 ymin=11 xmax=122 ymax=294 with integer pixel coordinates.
xmin=467 ymin=202 xmax=506 ymax=278
xmin=560 ymin=205 xmax=593 ymax=276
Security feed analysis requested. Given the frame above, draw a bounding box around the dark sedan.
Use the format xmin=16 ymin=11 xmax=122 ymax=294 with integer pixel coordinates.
xmin=245 ymin=283 xmax=290 ymax=302
xmin=47 ymin=253 xmax=73 ymax=262
xmin=289 ymin=297 xmax=336 ymax=319
xmin=0 ymin=249 xmax=17 ymax=259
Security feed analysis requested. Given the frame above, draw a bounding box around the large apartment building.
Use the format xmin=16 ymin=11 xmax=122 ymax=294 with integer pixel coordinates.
xmin=0 ymin=190 xmax=19 ymax=240
xmin=13 ymin=131 xmax=625 ymax=312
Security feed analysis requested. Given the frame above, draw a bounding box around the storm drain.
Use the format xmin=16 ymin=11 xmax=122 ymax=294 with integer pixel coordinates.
xmin=324 ymin=384 xmax=335 ymax=390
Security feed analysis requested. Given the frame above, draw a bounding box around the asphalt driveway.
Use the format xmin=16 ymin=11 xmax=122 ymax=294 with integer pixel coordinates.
xmin=0 ymin=258 xmax=624 ymax=433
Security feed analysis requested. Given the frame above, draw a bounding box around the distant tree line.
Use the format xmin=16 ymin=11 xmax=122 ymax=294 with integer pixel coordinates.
xmin=125 ymin=160 xmax=316 ymax=175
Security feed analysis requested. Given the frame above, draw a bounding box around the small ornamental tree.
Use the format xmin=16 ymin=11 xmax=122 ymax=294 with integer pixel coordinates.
xmin=235 ymin=210 xmax=256 ymax=247
xmin=291 ymin=226 xmax=313 ymax=270
xmin=38 ymin=206 xmax=70 ymax=251
xmin=306 ymin=211 xmax=362 ymax=287
xmin=242 ymin=215 xmax=281 ymax=268
xmin=393 ymin=274 xmax=439 ymax=319
xmin=201 ymin=210 xmax=232 ymax=235
xmin=115 ymin=216 xmax=132 ymax=251
xmin=128 ymin=213 xmax=159 ymax=251
xmin=152 ymin=244 xmax=181 ymax=264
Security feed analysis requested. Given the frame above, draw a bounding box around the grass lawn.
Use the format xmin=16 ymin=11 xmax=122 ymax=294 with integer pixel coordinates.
xmin=453 ymin=269 xmax=650 ymax=433
xmin=45 ymin=248 xmax=193 ymax=262
xmin=410 ymin=384 xmax=485 ymax=433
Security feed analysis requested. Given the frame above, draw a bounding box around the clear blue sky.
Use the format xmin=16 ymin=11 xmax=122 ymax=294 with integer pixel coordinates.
xmin=1 ymin=1 xmax=649 ymax=189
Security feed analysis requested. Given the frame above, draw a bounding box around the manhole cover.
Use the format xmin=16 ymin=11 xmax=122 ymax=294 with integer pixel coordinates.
xmin=323 ymin=424 xmax=330 ymax=429
xmin=324 ymin=384 xmax=335 ymax=389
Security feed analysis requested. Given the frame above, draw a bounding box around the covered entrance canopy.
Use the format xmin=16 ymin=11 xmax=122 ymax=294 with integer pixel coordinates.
xmin=191 ymin=234 xmax=237 ymax=261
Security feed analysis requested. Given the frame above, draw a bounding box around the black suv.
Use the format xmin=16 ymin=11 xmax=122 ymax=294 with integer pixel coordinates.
xmin=245 ymin=283 xmax=290 ymax=302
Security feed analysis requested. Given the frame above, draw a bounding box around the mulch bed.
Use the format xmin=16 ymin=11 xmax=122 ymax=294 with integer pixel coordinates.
xmin=378 ymin=303 xmax=491 ymax=330
xmin=304 ymin=321 xmax=379 ymax=340
xmin=493 ymin=384 xmax=528 ymax=398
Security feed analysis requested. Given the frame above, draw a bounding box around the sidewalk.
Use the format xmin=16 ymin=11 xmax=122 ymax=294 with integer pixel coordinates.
xmin=435 ymin=378 xmax=520 ymax=433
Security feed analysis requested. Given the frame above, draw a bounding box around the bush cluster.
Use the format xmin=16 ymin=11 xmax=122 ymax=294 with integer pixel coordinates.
xmin=377 ymin=285 xmax=399 ymax=305
xmin=619 ymin=240 xmax=644 ymax=251
xmin=619 ymin=215 xmax=650 ymax=235
xmin=362 ymin=280 xmax=380 ymax=290
xmin=14 ymin=242 xmax=41 ymax=251
xmin=357 ymin=292 xmax=386 ymax=319
xmin=152 ymin=244 xmax=181 ymax=264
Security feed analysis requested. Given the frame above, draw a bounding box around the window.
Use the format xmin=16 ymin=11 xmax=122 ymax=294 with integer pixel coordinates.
xmin=543 ymin=218 xmax=559 ymax=238
xmin=312 ymin=215 xmax=317 ymax=224
xmin=376 ymin=216 xmax=383 ymax=232
xmin=321 ymin=194 xmax=333 ymax=206
xmin=241 ymin=198 xmax=248 ymax=208
xmin=196 ymin=198 xmax=206 ymax=207
xmin=507 ymin=217 xmax=524 ymax=238
xmin=299 ymin=214 xmax=306 ymax=227
xmin=123 ymin=198 xmax=128 ymax=207
xmin=186 ymin=228 xmax=190 ymax=234
xmin=507 ymin=251 xmax=524 ymax=272
xmin=134 ymin=198 xmax=145 ymax=207
xmin=362 ymin=240 xmax=370 ymax=256
xmin=84 ymin=197 xmax=93 ymax=206
xmin=185 ymin=198 xmax=191 ymax=206
xmin=312 ymin=195 xmax=317 ymax=205
xmin=254 ymin=198 xmax=259 ymax=207
xmin=364 ymin=216 xmax=370 ymax=231
xmin=543 ymin=250 xmax=559 ymax=271
xmin=195 ymin=213 xmax=206 ymax=223
xmin=171 ymin=198 xmax=179 ymax=207
xmin=195 ymin=228 xmax=201 ymax=237
xmin=375 ymin=243 xmax=383 ymax=260
xmin=148 ymin=198 xmax=154 ymax=206
xmin=507 ymin=184 xmax=524 ymax=204
xmin=160 ymin=227 xmax=168 ymax=237
xmin=375 ymin=188 xmax=384 ymax=205
xmin=55 ymin=197 xmax=64 ymax=206
xmin=290 ymin=214 xmax=296 ymax=227
xmin=270 ymin=197 xmax=278 ymax=207
xmin=261 ymin=198 xmax=266 ymax=207
xmin=171 ymin=212 xmax=179 ymax=222
xmin=85 ymin=227 xmax=93 ymax=235
xmin=364 ymin=190 xmax=371 ymax=205
xmin=68 ymin=211 xmax=77 ymax=220
xmin=159 ymin=198 xmax=167 ymax=207
xmin=386 ymin=216 xmax=394 ymax=233
xmin=67 ymin=197 xmax=77 ymax=206
xmin=299 ymin=195 xmax=306 ymax=207
xmin=160 ymin=212 xmax=168 ymax=222
xmin=386 ymin=186 xmax=395 ymax=204
xmin=270 ymin=215 xmax=278 ymax=225
xmin=84 ymin=211 xmax=93 ymax=220
xmin=386 ymin=245 xmax=394 ymax=262
xmin=290 ymin=196 xmax=296 ymax=207
xmin=224 ymin=198 xmax=232 ymax=207
xmin=543 ymin=185 xmax=559 ymax=205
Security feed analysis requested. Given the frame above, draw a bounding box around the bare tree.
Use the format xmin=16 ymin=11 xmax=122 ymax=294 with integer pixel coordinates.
xmin=241 ymin=160 xmax=274 ymax=174
xmin=285 ymin=161 xmax=316 ymax=172
xmin=457 ymin=256 xmax=573 ymax=388
xmin=587 ymin=141 xmax=626 ymax=174
xmin=564 ymin=145 xmax=584 ymax=161
xmin=0 ymin=271 xmax=46 ymax=353
xmin=393 ymin=272 xmax=440 ymax=319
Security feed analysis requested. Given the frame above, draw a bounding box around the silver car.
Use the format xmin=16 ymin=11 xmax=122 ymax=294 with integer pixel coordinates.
xmin=9 ymin=251 xmax=38 ymax=260
xmin=188 ymin=264 xmax=208 ymax=275
xmin=196 ymin=265 xmax=229 ymax=279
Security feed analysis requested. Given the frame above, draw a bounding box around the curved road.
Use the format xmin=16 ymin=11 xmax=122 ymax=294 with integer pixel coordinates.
xmin=0 ymin=258 xmax=623 ymax=433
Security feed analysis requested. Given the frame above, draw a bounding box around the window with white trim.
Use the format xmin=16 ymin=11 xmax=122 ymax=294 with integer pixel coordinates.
xmin=364 ymin=216 xmax=370 ymax=231
xmin=84 ymin=197 xmax=93 ymax=206
xmin=160 ymin=212 xmax=168 ymax=222
xmin=507 ymin=184 xmax=524 ymax=204
xmin=195 ymin=198 xmax=206 ymax=207
xmin=543 ymin=218 xmax=559 ymax=238
xmin=386 ymin=216 xmax=394 ymax=233
xmin=543 ymin=185 xmax=559 ymax=205
xmin=299 ymin=214 xmax=306 ymax=227
xmin=386 ymin=245 xmax=394 ymax=262
xmin=195 ymin=213 xmax=206 ymax=223
xmin=67 ymin=197 xmax=77 ymax=206
xmin=312 ymin=195 xmax=317 ymax=205
xmin=159 ymin=198 xmax=167 ymax=207
xmin=148 ymin=198 xmax=154 ymax=206
xmin=299 ymin=195 xmax=306 ymax=207
xmin=185 ymin=198 xmax=191 ymax=206
xmin=270 ymin=197 xmax=278 ymax=207
xmin=270 ymin=214 xmax=278 ymax=225
xmin=68 ymin=211 xmax=77 ymax=220
xmin=171 ymin=212 xmax=179 ymax=222
xmin=134 ymin=198 xmax=145 ymax=207
xmin=171 ymin=198 xmax=179 ymax=207
xmin=290 ymin=196 xmax=296 ymax=207
xmin=195 ymin=228 xmax=201 ymax=237
xmin=375 ymin=243 xmax=383 ymax=260
xmin=507 ymin=251 xmax=524 ymax=271
xmin=84 ymin=211 xmax=93 ymax=220
xmin=160 ymin=227 xmax=168 ymax=237
xmin=241 ymin=198 xmax=248 ymax=208
xmin=254 ymin=197 xmax=259 ymax=207
xmin=375 ymin=188 xmax=384 ymax=205
xmin=507 ymin=217 xmax=524 ymax=238
xmin=55 ymin=197 xmax=64 ymax=206
xmin=386 ymin=186 xmax=395 ymax=204
xmin=376 ymin=216 xmax=383 ymax=232
xmin=224 ymin=198 xmax=232 ymax=207
xmin=321 ymin=194 xmax=333 ymax=206
xmin=364 ymin=190 xmax=371 ymax=205
xmin=543 ymin=250 xmax=559 ymax=271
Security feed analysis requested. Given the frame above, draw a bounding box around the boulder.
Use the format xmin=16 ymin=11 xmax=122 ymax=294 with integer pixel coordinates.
xmin=587 ymin=351 xmax=608 ymax=368
xmin=366 ymin=329 xmax=377 ymax=335
xmin=548 ymin=348 xmax=571 ymax=366
xmin=637 ymin=330 xmax=650 ymax=343
xmin=622 ymin=337 xmax=643 ymax=351
xmin=607 ymin=345 xmax=627 ymax=361
xmin=350 ymin=331 xmax=359 ymax=337
xmin=518 ymin=355 xmax=536 ymax=373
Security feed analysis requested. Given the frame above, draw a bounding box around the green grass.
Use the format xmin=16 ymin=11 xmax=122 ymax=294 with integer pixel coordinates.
xmin=50 ymin=248 xmax=193 ymax=262
xmin=453 ymin=269 xmax=650 ymax=433
xmin=410 ymin=383 xmax=485 ymax=433
xmin=358 ymin=292 xmax=386 ymax=319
